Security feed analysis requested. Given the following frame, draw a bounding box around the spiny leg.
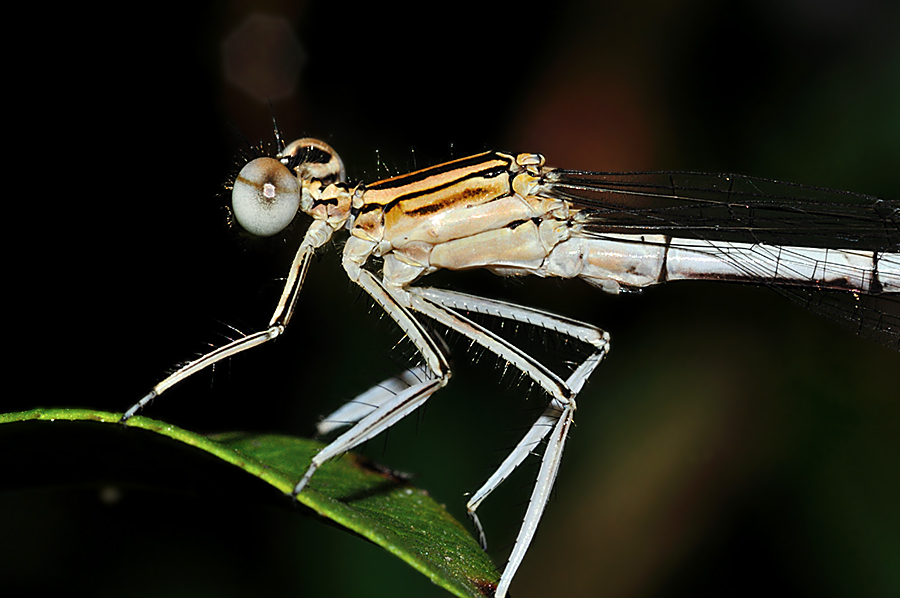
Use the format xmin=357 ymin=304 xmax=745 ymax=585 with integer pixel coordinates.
xmin=464 ymin=352 xmax=604 ymax=550
xmin=316 ymin=366 xmax=430 ymax=436
xmin=496 ymin=400 xmax=575 ymax=598
xmin=122 ymin=221 xmax=331 ymax=422
xmin=292 ymin=269 xmax=451 ymax=495
xmin=294 ymin=375 xmax=444 ymax=493
xmin=407 ymin=287 xmax=609 ymax=598
xmin=410 ymin=286 xmax=609 ymax=533
xmin=405 ymin=291 xmax=577 ymax=402
xmin=305 ymin=257 xmax=608 ymax=596
xmin=415 ymin=287 xmax=610 ymax=366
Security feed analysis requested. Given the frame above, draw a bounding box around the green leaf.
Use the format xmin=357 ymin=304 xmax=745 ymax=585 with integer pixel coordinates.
xmin=0 ymin=408 xmax=499 ymax=598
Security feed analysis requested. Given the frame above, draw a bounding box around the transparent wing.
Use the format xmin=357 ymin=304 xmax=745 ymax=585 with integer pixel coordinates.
xmin=791 ymin=287 xmax=899 ymax=349
xmin=541 ymin=170 xmax=900 ymax=349
xmin=543 ymin=170 xmax=899 ymax=250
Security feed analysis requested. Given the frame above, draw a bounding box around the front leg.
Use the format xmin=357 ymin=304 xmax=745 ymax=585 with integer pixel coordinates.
xmin=123 ymin=220 xmax=334 ymax=422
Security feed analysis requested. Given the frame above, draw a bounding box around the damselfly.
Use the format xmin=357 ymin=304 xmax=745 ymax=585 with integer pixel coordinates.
xmin=124 ymin=125 xmax=899 ymax=598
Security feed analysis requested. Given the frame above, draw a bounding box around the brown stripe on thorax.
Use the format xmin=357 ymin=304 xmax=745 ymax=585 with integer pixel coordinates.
xmin=348 ymin=152 xmax=522 ymax=246
xmin=362 ymin=152 xmax=513 ymax=211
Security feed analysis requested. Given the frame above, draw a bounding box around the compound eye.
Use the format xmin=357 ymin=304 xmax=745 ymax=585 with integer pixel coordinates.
xmin=231 ymin=157 xmax=301 ymax=237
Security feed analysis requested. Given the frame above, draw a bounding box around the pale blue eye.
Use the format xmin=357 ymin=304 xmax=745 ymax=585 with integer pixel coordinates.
xmin=232 ymin=157 xmax=300 ymax=237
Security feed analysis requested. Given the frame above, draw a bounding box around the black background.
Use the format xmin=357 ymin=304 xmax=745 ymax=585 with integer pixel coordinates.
xmin=4 ymin=1 xmax=899 ymax=597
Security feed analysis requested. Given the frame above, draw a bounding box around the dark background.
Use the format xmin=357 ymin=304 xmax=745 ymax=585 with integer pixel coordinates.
xmin=4 ymin=1 xmax=899 ymax=596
